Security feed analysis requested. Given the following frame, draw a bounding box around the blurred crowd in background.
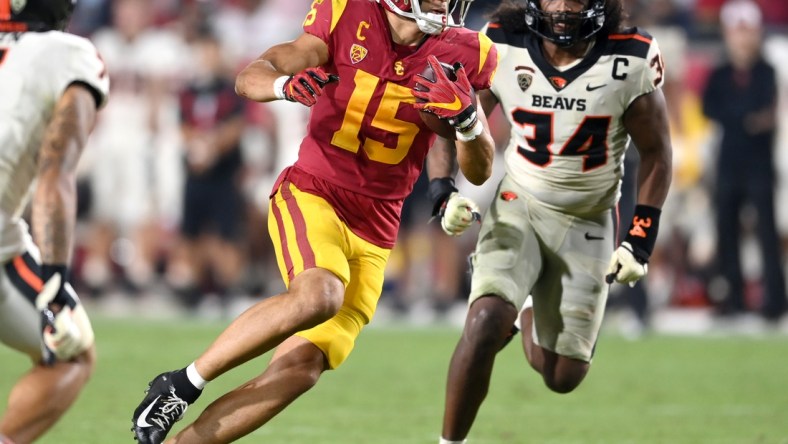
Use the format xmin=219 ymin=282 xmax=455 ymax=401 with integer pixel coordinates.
xmin=57 ymin=0 xmax=788 ymax=334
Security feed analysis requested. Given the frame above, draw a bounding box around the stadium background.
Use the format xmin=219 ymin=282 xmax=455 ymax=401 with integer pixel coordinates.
xmin=57 ymin=0 xmax=788 ymax=335
xmin=3 ymin=1 xmax=788 ymax=442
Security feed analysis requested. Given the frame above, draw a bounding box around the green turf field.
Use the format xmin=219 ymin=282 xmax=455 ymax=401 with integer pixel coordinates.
xmin=2 ymin=317 xmax=787 ymax=443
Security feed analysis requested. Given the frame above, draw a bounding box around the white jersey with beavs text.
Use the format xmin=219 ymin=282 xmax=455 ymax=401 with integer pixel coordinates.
xmin=0 ymin=31 xmax=109 ymax=262
xmin=483 ymin=24 xmax=664 ymax=215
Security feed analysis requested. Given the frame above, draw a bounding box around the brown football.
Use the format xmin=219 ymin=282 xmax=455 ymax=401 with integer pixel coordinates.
xmin=414 ymin=61 xmax=458 ymax=140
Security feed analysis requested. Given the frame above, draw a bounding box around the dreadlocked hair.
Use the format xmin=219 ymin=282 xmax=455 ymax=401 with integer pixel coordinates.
xmin=487 ymin=0 xmax=529 ymax=33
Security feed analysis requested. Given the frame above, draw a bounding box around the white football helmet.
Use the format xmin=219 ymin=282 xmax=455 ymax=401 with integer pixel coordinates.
xmin=378 ymin=0 xmax=475 ymax=35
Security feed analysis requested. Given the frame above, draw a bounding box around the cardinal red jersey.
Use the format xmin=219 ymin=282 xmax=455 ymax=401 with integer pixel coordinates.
xmin=282 ymin=0 xmax=497 ymax=248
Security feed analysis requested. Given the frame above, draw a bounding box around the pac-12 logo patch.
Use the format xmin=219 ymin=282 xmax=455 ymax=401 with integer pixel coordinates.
xmin=517 ymin=73 xmax=532 ymax=92
xmin=350 ymin=44 xmax=368 ymax=64
xmin=11 ymin=0 xmax=27 ymax=13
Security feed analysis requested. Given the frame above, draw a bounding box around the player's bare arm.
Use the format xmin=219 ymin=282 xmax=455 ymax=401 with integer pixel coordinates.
xmin=623 ymin=88 xmax=673 ymax=208
xmin=454 ymin=95 xmax=494 ymax=185
xmin=427 ymin=137 xmax=457 ymax=180
xmin=32 ymin=84 xmax=98 ymax=265
xmin=426 ymin=141 xmax=484 ymax=236
xmin=478 ymin=87 xmax=500 ymax=117
xmin=607 ymin=87 xmax=673 ymax=285
xmin=425 ymin=107 xmax=488 ymax=237
xmin=450 ymin=87 xmax=500 ymax=184
xmin=235 ymin=33 xmax=330 ymax=103
xmin=426 ymin=96 xmax=494 ymax=186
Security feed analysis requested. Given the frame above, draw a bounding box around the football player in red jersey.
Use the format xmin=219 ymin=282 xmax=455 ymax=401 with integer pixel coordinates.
xmin=434 ymin=0 xmax=673 ymax=443
xmin=130 ymin=0 xmax=498 ymax=442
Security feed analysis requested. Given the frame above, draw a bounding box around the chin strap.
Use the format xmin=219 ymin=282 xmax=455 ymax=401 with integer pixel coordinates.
xmin=416 ymin=14 xmax=446 ymax=35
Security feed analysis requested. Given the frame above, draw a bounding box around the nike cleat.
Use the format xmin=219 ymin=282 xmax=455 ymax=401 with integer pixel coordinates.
xmin=131 ymin=372 xmax=194 ymax=444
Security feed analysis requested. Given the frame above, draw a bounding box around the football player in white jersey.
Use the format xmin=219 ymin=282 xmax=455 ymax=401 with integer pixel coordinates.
xmin=433 ymin=1 xmax=672 ymax=442
xmin=0 ymin=1 xmax=108 ymax=442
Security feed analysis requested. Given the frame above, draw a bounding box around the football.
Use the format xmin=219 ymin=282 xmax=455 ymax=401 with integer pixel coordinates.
xmin=414 ymin=60 xmax=458 ymax=140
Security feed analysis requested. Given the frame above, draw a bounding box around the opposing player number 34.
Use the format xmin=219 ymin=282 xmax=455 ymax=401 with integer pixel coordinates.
xmin=513 ymin=109 xmax=612 ymax=172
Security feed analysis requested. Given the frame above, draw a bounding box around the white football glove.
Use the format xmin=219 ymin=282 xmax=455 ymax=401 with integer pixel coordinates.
xmin=36 ymin=274 xmax=95 ymax=362
xmin=605 ymin=242 xmax=648 ymax=287
xmin=440 ymin=192 xmax=481 ymax=236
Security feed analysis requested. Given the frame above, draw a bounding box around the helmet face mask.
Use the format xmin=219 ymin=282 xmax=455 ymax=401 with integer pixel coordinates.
xmin=525 ymin=0 xmax=606 ymax=47
xmin=2 ymin=0 xmax=77 ymax=31
xmin=378 ymin=0 xmax=475 ymax=35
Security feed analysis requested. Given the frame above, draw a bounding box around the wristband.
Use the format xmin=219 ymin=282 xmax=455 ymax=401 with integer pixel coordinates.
xmin=427 ymin=177 xmax=458 ymax=217
xmin=40 ymin=263 xmax=71 ymax=307
xmin=449 ymin=107 xmax=478 ymax=133
xmin=455 ymin=120 xmax=483 ymax=142
xmin=273 ymin=75 xmax=291 ymax=100
xmin=622 ymin=204 xmax=661 ymax=263
xmin=41 ymin=263 xmax=69 ymax=283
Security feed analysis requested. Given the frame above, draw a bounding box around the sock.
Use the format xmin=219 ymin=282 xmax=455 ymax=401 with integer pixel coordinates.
xmin=186 ymin=362 xmax=208 ymax=390
xmin=439 ymin=438 xmax=467 ymax=444
xmin=170 ymin=366 xmax=203 ymax=403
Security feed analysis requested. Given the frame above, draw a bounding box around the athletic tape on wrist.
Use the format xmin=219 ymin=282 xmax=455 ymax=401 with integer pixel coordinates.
xmin=451 ymin=107 xmax=477 ymax=131
xmin=41 ymin=263 xmax=69 ymax=283
xmin=455 ymin=120 xmax=483 ymax=142
xmin=273 ymin=75 xmax=291 ymax=100
xmin=40 ymin=263 xmax=72 ymax=307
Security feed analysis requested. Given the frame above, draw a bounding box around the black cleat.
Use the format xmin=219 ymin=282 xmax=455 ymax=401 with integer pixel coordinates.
xmin=131 ymin=371 xmax=196 ymax=444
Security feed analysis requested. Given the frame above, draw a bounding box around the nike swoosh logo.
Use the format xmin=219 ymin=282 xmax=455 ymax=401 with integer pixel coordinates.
xmin=136 ymin=396 xmax=161 ymax=427
xmin=586 ymin=84 xmax=606 ymax=91
xmin=585 ymin=233 xmax=604 ymax=240
xmin=426 ymin=96 xmax=462 ymax=111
